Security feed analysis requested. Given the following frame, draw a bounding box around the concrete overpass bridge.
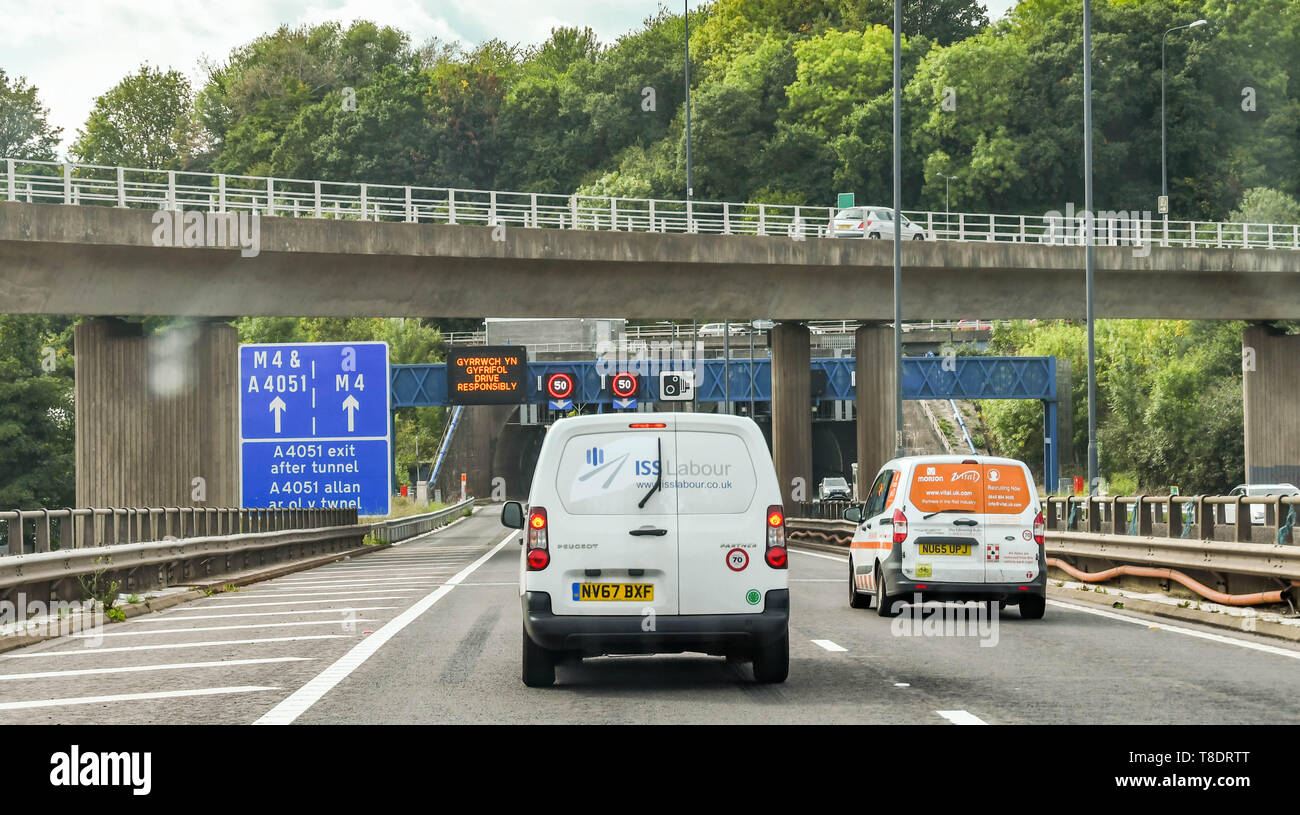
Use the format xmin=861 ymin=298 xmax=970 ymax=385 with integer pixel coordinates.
xmin=2 ymin=159 xmax=1299 ymax=320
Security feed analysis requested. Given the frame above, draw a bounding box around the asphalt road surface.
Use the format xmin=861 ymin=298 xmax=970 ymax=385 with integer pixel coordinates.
xmin=2 ymin=508 xmax=1297 ymax=725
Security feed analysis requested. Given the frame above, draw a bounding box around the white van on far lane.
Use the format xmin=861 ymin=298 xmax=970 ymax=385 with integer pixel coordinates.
xmin=845 ymin=454 xmax=1047 ymax=619
xmin=501 ymin=413 xmax=790 ymax=687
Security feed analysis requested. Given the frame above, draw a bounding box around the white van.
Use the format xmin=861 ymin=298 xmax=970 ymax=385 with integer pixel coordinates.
xmin=501 ymin=412 xmax=789 ymax=687
xmin=1224 ymin=483 xmax=1300 ymax=525
xmin=844 ymin=455 xmax=1047 ymax=619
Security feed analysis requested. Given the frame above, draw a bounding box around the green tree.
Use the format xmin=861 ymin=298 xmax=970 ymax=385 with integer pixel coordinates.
xmin=0 ymin=71 xmax=61 ymax=160
xmin=71 ymin=65 xmax=199 ymax=168
xmin=0 ymin=317 xmax=75 ymax=509
xmin=1230 ymin=187 xmax=1300 ymax=225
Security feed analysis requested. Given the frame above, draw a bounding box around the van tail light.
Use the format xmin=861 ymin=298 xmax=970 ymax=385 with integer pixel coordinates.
xmin=526 ymin=506 xmax=549 ymax=570
xmin=1033 ymin=510 xmax=1045 ymax=545
xmin=765 ymin=505 xmax=787 ymax=569
xmin=892 ymin=507 xmax=908 ymax=544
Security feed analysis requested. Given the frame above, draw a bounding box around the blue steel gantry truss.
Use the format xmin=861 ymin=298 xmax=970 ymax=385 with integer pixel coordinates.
xmin=391 ymin=356 xmax=1060 ymax=489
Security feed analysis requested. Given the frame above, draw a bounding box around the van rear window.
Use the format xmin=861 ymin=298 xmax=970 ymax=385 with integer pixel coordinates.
xmin=909 ymin=463 xmax=982 ymax=513
xmin=907 ymin=463 xmax=1033 ymax=515
xmin=982 ymin=464 xmax=1031 ymax=513
xmin=672 ymin=432 xmax=757 ymax=515
xmin=555 ymin=432 xmax=671 ymax=515
xmin=552 ymin=431 xmax=757 ymax=515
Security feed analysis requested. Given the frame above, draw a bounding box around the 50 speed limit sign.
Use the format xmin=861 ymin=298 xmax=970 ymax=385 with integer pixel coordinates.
xmin=546 ymin=372 xmax=574 ymax=399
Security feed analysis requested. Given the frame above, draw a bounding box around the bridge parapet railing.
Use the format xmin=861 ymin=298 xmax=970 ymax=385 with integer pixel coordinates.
xmin=0 ymin=506 xmax=359 ymax=557
xmin=6 ymin=158 xmax=1299 ymax=251
xmin=1041 ymin=494 xmax=1299 ymax=545
xmin=797 ymin=494 xmax=1299 ymax=546
xmin=366 ymin=498 xmax=475 ymax=544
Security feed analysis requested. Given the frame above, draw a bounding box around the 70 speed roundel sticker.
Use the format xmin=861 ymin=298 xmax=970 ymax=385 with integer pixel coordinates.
xmin=726 ymin=548 xmax=749 ymax=571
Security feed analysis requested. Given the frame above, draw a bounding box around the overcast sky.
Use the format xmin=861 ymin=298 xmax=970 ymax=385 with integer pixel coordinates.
xmin=0 ymin=0 xmax=1018 ymax=158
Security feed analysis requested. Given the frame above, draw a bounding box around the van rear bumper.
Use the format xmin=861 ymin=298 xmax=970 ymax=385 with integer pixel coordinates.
xmin=881 ymin=547 xmax=1047 ymax=602
xmin=522 ymin=590 xmax=789 ymax=656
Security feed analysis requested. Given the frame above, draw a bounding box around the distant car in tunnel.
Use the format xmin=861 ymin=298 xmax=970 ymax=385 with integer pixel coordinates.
xmin=818 ymin=477 xmax=851 ymax=501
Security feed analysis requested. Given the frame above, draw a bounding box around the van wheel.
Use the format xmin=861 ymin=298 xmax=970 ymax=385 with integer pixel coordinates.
xmin=752 ymin=630 xmax=789 ymax=683
xmin=522 ymin=627 xmax=556 ymax=687
xmin=1019 ymin=594 xmax=1047 ymax=620
xmin=875 ymin=566 xmax=900 ymax=618
xmin=849 ymin=560 xmax=870 ymax=609
xmin=868 ymin=232 xmax=881 ymax=239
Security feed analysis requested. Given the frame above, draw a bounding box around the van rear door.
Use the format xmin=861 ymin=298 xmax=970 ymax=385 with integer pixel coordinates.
xmin=674 ymin=425 xmax=764 ymax=614
xmin=904 ymin=460 xmax=985 ymax=583
xmin=548 ymin=421 xmax=679 ymax=616
xmin=981 ymin=461 xmax=1039 ymax=584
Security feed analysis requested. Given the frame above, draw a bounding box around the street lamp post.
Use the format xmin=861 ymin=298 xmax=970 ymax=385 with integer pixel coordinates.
xmin=892 ymin=0 xmax=904 ymax=458
xmin=1161 ymin=19 xmax=1207 ymax=218
xmin=1083 ymin=0 xmax=1098 ymax=494
xmin=684 ymin=0 xmax=693 ymax=201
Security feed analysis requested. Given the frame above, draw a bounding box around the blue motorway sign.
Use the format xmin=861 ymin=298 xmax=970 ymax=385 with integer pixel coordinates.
xmin=239 ymin=342 xmax=391 ymax=515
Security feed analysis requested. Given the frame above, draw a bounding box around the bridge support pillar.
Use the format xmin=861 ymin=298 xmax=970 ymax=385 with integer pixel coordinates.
xmin=855 ymin=323 xmax=895 ymax=495
xmin=1243 ymin=325 xmax=1300 ymax=485
xmin=771 ymin=322 xmax=811 ymax=511
xmin=75 ymin=318 xmax=239 ymax=507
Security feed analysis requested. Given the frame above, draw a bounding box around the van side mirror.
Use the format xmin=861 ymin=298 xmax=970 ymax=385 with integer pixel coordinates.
xmin=842 ymin=506 xmax=862 ymax=524
xmin=501 ymin=501 xmax=524 ymax=530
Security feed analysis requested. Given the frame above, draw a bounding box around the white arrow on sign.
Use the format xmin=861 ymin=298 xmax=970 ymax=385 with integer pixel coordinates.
xmin=342 ymin=394 xmax=360 ymax=432
xmin=269 ymin=396 xmax=287 ymax=433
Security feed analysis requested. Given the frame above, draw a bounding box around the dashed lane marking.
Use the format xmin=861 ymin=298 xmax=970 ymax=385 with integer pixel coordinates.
xmin=0 ymin=686 xmax=280 ymax=711
xmin=1 ymin=635 xmax=347 ymax=658
xmin=0 ymin=657 xmax=310 ymax=681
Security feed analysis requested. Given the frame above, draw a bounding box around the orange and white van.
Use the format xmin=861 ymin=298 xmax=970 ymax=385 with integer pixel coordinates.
xmin=844 ymin=455 xmax=1047 ymax=619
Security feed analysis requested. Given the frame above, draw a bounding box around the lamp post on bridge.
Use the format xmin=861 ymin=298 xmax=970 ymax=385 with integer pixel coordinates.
xmin=1161 ymin=19 xmax=1207 ymax=220
xmin=935 ymin=172 xmax=957 ymax=236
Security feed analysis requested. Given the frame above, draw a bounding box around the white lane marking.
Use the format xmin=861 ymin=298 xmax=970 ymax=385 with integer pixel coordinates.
xmin=264 ymin=577 xmax=443 ymax=587
xmin=1 ymin=635 xmax=346 ymax=658
xmin=0 ymin=657 xmax=311 ymax=681
xmin=141 ymin=608 xmax=397 ymax=622
xmin=260 ymin=581 xmax=440 ymax=591
xmin=255 ymin=530 xmax=516 ymax=725
xmin=791 ymin=579 xmax=844 ymax=583
xmin=0 ymin=686 xmax=279 ymax=711
xmin=229 ymin=589 xmax=421 ymax=599
xmin=1048 ymin=600 xmax=1300 ymax=661
xmin=790 ymin=548 xmax=848 ymax=564
xmin=811 ymin=639 xmax=847 ymax=652
xmin=937 ymin=710 xmax=988 ymax=725
xmin=181 ymin=596 xmax=414 ymax=609
xmin=457 ymin=582 xmax=520 ymax=587
xmin=894 ymin=683 xmax=910 ymax=688
xmin=70 ymin=619 xmax=377 ymax=638
xmin=271 ymin=572 xmax=453 ymax=583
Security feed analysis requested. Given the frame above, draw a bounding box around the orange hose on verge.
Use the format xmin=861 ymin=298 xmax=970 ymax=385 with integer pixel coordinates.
xmin=1046 ymin=558 xmax=1289 ymax=607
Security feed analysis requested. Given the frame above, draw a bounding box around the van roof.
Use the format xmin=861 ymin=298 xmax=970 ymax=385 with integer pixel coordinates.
xmin=547 ymin=411 xmax=760 ymax=434
xmin=883 ymin=454 xmax=1029 ymax=469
